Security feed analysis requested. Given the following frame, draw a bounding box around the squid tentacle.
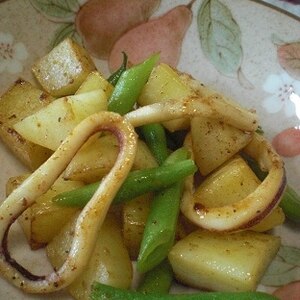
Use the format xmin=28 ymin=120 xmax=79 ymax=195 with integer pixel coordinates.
xmin=0 ymin=111 xmax=137 ymax=293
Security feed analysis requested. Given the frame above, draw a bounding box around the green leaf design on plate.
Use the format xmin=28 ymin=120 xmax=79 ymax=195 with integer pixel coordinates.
xmin=197 ymin=0 xmax=243 ymax=76
xmin=50 ymin=23 xmax=82 ymax=49
xmin=30 ymin=0 xmax=80 ymax=21
xmin=277 ymin=245 xmax=300 ymax=267
xmin=261 ymin=245 xmax=300 ymax=286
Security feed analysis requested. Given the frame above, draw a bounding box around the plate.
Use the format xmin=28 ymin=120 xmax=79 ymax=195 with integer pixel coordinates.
xmin=0 ymin=0 xmax=300 ymax=299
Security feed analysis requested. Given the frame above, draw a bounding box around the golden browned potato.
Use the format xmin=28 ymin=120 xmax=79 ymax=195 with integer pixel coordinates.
xmin=75 ymin=70 xmax=113 ymax=97
xmin=138 ymin=63 xmax=195 ymax=132
xmin=32 ymin=38 xmax=96 ymax=97
xmin=14 ymin=89 xmax=108 ymax=151
xmin=169 ymin=230 xmax=280 ymax=292
xmin=122 ymin=194 xmax=152 ymax=260
xmin=191 ymin=155 xmax=285 ymax=231
xmin=0 ymin=79 xmax=53 ymax=170
xmin=6 ymin=175 xmax=82 ymax=249
xmin=47 ymin=212 xmax=133 ymax=300
xmin=64 ymin=137 xmax=158 ymax=183
xmin=193 ymin=156 xmax=260 ymax=207
xmin=191 ymin=117 xmax=253 ymax=175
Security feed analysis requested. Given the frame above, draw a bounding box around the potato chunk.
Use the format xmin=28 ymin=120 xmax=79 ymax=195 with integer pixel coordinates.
xmin=75 ymin=70 xmax=113 ymax=97
xmin=122 ymin=194 xmax=152 ymax=260
xmin=193 ymin=156 xmax=260 ymax=208
xmin=138 ymin=63 xmax=195 ymax=132
xmin=6 ymin=175 xmax=82 ymax=249
xmin=0 ymin=79 xmax=53 ymax=170
xmin=168 ymin=230 xmax=280 ymax=292
xmin=14 ymin=89 xmax=107 ymax=151
xmin=47 ymin=213 xmax=132 ymax=300
xmin=64 ymin=136 xmax=157 ymax=183
xmin=32 ymin=38 xmax=95 ymax=97
xmin=191 ymin=116 xmax=253 ymax=175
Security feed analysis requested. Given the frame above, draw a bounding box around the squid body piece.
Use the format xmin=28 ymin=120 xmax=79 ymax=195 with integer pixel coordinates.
xmin=0 ymin=111 xmax=137 ymax=293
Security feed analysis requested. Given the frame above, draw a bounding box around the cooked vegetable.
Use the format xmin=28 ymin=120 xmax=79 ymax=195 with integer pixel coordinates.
xmin=0 ymin=79 xmax=53 ymax=170
xmin=107 ymin=52 xmax=128 ymax=86
xmin=0 ymin=112 xmax=137 ymax=293
xmin=14 ymin=89 xmax=108 ymax=151
xmin=138 ymin=63 xmax=194 ymax=131
xmin=122 ymin=194 xmax=152 ymax=260
xmin=47 ymin=212 xmax=132 ymax=300
xmin=280 ymin=185 xmax=300 ymax=222
xmin=181 ymin=133 xmax=286 ymax=231
xmin=108 ymin=53 xmax=159 ymax=115
xmin=191 ymin=116 xmax=253 ymax=175
xmin=168 ymin=230 xmax=280 ymax=292
xmin=64 ymin=136 xmax=158 ymax=183
xmin=75 ymin=70 xmax=114 ymax=97
xmin=137 ymin=148 xmax=189 ymax=273
xmin=0 ymin=40 xmax=285 ymax=298
xmin=90 ymin=282 xmax=278 ymax=300
xmin=53 ymin=158 xmax=196 ymax=207
xmin=6 ymin=175 xmax=82 ymax=249
xmin=192 ymin=155 xmax=261 ymax=207
xmin=137 ymin=259 xmax=173 ymax=294
xmin=140 ymin=123 xmax=169 ymax=165
xmin=32 ymin=38 xmax=96 ymax=97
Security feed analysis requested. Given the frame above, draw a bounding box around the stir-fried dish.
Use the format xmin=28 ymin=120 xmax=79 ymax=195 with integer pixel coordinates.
xmin=0 ymin=38 xmax=299 ymax=300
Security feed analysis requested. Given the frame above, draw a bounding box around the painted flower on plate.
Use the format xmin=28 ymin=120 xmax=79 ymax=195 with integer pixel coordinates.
xmin=0 ymin=32 xmax=28 ymax=74
xmin=262 ymin=72 xmax=300 ymax=117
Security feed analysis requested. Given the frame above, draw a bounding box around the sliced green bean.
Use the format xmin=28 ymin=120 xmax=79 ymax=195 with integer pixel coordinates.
xmin=140 ymin=123 xmax=169 ymax=165
xmin=137 ymin=148 xmax=189 ymax=273
xmin=137 ymin=183 xmax=182 ymax=273
xmin=166 ymin=130 xmax=188 ymax=151
xmin=108 ymin=53 xmax=159 ymax=115
xmin=137 ymin=260 xmax=173 ymax=294
xmin=242 ymin=152 xmax=300 ymax=222
xmin=53 ymin=159 xmax=196 ymax=207
xmin=280 ymin=185 xmax=300 ymax=223
xmin=107 ymin=52 xmax=128 ymax=86
xmin=90 ymin=282 xmax=278 ymax=300
xmin=241 ymin=153 xmax=268 ymax=181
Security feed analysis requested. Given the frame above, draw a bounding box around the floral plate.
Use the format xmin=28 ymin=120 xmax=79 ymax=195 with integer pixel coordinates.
xmin=0 ymin=0 xmax=300 ymax=299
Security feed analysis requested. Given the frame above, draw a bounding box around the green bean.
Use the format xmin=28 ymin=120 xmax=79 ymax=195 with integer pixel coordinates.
xmin=108 ymin=53 xmax=159 ymax=115
xmin=53 ymin=159 xmax=196 ymax=207
xmin=166 ymin=130 xmax=188 ymax=151
xmin=90 ymin=282 xmax=278 ymax=300
xmin=140 ymin=123 xmax=169 ymax=165
xmin=279 ymin=185 xmax=300 ymax=223
xmin=137 ymin=260 xmax=173 ymax=294
xmin=107 ymin=52 xmax=128 ymax=86
xmin=242 ymin=152 xmax=300 ymax=222
xmin=137 ymin=148 xmax=189 ymax=273
xmin=241 ymin=153 xmax=268 ymax=181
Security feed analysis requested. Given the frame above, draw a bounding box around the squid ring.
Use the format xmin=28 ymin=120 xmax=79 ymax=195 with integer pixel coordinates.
xmin=125 ymin=93 xmax=258 ymax=132
xmin=180 ymin=133 xmax=286 ymax=232
xmin=0 ymin=111 xmax=137 ymax=293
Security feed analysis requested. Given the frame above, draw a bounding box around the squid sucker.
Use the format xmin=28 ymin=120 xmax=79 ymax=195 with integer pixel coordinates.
xmin=0 ymin=111 xmax=137 ymax=293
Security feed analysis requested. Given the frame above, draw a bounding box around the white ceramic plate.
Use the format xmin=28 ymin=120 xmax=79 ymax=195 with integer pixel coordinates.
xmin=0 ymin=0 xmax=300 ymax=299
